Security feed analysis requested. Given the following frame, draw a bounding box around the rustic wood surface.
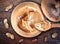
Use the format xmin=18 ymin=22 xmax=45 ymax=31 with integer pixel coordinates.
xmin=0 ymin=0 xmax=60 ymax=44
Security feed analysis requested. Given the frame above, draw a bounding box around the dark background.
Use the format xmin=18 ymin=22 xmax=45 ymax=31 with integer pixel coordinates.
xmin=0 ymin=0 xmax=60 ymax=44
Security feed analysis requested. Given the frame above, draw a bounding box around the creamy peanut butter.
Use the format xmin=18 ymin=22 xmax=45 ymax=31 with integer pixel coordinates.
xmin=17 ymin=8 xmax=51 ymax=32
xmin=17 ymin=10 xmax=41 ymax=33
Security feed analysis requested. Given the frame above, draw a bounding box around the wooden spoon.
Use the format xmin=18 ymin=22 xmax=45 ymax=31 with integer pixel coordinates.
xmin=41 ymin=0 xmax=60 ymax=22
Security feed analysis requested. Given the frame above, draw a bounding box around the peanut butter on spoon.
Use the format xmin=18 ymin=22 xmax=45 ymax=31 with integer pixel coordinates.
xmin=34 ymin=20 xmax=60 ymax=31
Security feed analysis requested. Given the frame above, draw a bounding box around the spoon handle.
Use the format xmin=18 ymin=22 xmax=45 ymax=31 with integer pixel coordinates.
xmin=51 ymin=23 xmax=60 ymax=28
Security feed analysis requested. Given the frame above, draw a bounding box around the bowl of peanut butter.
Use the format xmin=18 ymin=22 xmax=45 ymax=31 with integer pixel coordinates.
xmin=11 ymin=2 xmax=44 ymax=38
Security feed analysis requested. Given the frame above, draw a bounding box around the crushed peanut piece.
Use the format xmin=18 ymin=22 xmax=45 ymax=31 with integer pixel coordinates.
xmin=6 ymin=33 xmax=11 ymax=37
xmin=5 ymin=3 xmax=13 ymax=11
xmin=4 ymin=19 xmax=8 ymax=24
xmin=5 ymin=23 xmax=9 ymax=29
xmin=19 ymin=39 xmax=24 ymax=43
xmin=52 ymin=32 xmax=58 ymax=38
xmin=6 ymin=33 xmax=14 ymax=39
xmin=10 ymin=34 xmax=14 ymax=39
xmin=4 ymin=19 xmax=9 ymax=29
xmin=32 ymin=39 xmax=37 ymax=42
xmin=44 ymin=36 xmax=48 ymax=42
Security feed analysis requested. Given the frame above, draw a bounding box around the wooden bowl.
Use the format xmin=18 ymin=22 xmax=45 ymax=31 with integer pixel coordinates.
xmin=11 ymin=2 xmax=44 ymax=38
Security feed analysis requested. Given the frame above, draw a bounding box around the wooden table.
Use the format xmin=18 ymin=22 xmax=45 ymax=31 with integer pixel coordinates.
xmin=0 ymin=0 xmax=60 ymax=44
